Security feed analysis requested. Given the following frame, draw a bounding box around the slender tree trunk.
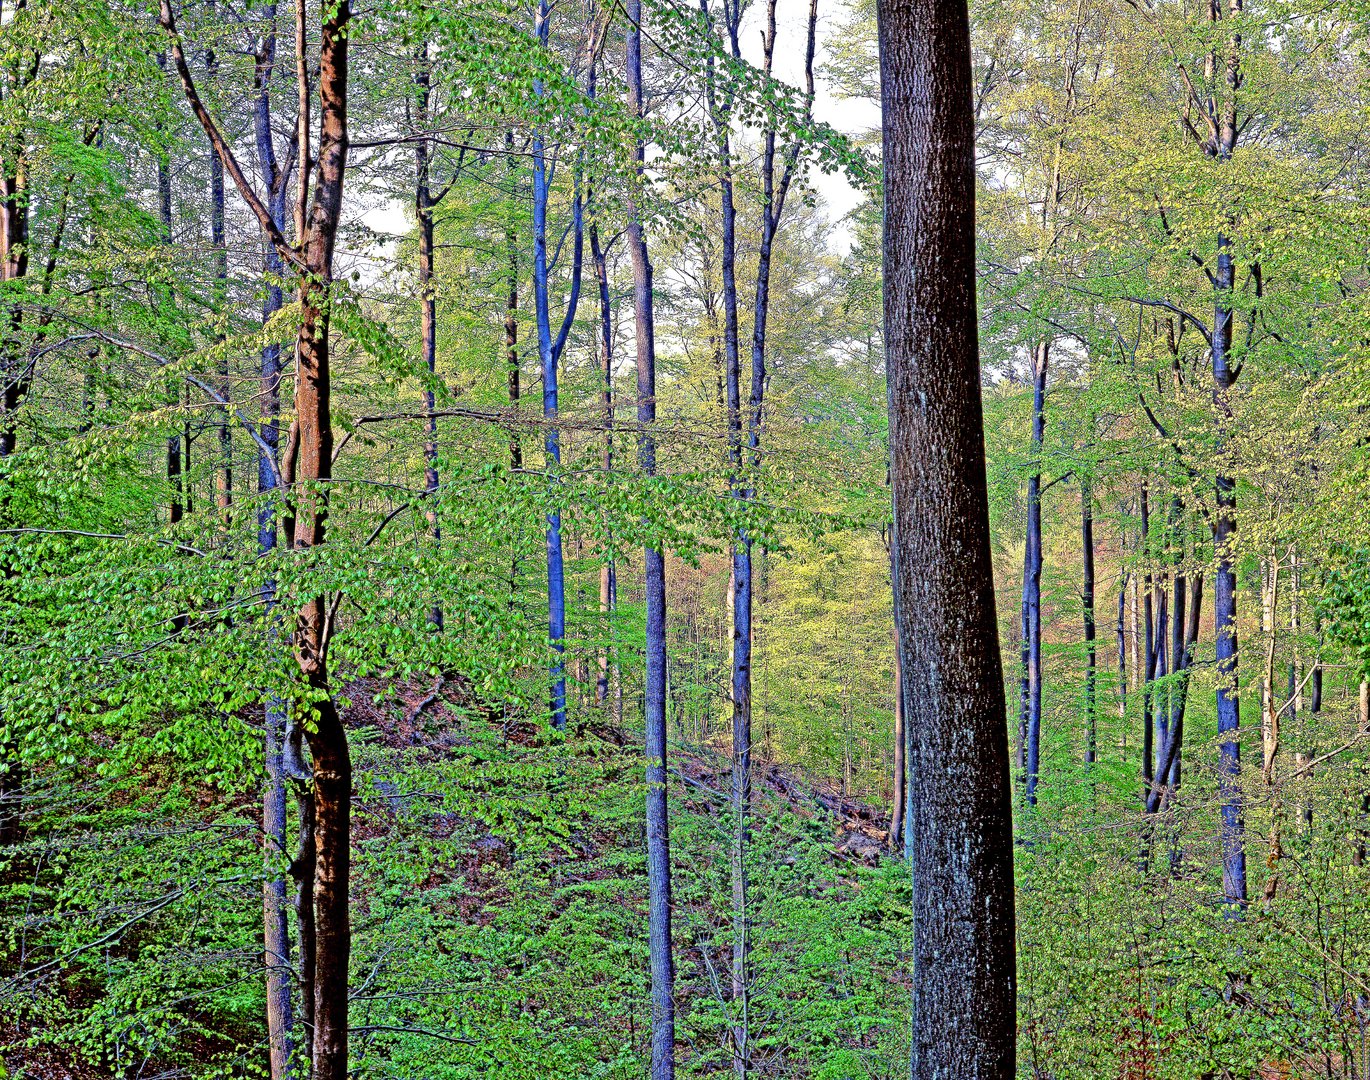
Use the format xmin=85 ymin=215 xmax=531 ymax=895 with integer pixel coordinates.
xmin=157 ymin=150 xmax=185 ymax=533
xmin=891 ymin=615 xmax=906 ymax=853
xmin=1117 ymin=569 xmax=1128 ymax=747
xmin=1260 ymin=555 xmax=1284 ymax=899
xmin=626 ymin=4 xmax=674 ymax=1074
xmin=1082 ymin=480 xmax=1096 ymax=764
xmin=1355 ymin=681 xmax=1369 ymax=867
xmin=292 ymin=783 xmax=317 ymax=1063
xmin=1208 ymin=0 xmax=1249 ymax=913
xmin=1130 ymin=569 xmax=1140 ymax=697
xmin=529 ymin=5 xmax=584 ymax=729
xmin=0 ymin=124 xmax=23 ymax=840
xmin=1141 ymin=483 xmax=1155 ymax=792
xmin=1024 ymin=340 xmax=1047 ymax=805
xmin=531 ymin=1 xmax=566 ymax=730
xmin=206 ymin=21 xmax=231 ymax=516
xmin=506 ymin=131 xmax=521 ymax=476
xmin=879 ymin=0 xmax=1016 ymax=1070
xmin=252 ymin=11 xmax=293 ymax=1072
xmin=703 ymin=0 xmax=747 ymax=1054
xmin=590 ymin=220 xmax=616 ymax=711
xmin=414 ymin=45 xmax=443 ymax=630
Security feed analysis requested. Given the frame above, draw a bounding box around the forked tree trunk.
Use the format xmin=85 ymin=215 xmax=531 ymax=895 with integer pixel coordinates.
xmin=879 ymin=0 xmax=1016 ymax=1071
xmin=160 ymin=0 xmax=353 ymax=1068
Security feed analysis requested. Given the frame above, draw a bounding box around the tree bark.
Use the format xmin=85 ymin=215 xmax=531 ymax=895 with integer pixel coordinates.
xmin=590 ymin=217 xmax=617 ymax=711
xmin=1023 ymin=340 xmax=1047 ymax=805
xmin=879 ymin=0 xmax=1016 ymax=1070
xmin=252 ymin=9 xmax=294 ymax=1072
xmin=205 ymin=16 xmax=231 ymax=516
xmin=1208 ymin=0 xmax=1249 ymax=913
xmin=159 ymin=0 xmax=354 ymax=1065
xmin=626 ymin=4 xmax=674 ymax=1074
xmin=1141 ymin=482 xmax=1155 ymax=792
xmin=891 ymin=615 xmax=906 ymax=853
xmin=414 ymin=43 xmax=444 ymax=630
xmin=1116 ymin=568 xmax=1128 ymax=749
xmin=1082 ymin=480 xmax=1096 ymax=764
xmin=529 ymin=1 xmax=584 ymax=729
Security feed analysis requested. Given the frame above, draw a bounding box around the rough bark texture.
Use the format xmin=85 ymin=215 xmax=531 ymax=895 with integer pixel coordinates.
xmin=879 ymin=0 xmax=1017 ymax=1072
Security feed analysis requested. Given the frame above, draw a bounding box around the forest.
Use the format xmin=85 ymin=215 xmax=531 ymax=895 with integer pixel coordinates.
xmin=3 ymin=0 xmax=1370 ymax=1075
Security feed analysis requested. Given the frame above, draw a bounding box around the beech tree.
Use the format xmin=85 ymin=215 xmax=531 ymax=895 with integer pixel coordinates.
xmin=879 ymin=0 xmax=1016 ymax=1076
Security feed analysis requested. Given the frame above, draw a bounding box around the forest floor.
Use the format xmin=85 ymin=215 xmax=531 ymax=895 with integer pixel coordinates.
xmin=3 ymin=672 xmax=904 ymax=1078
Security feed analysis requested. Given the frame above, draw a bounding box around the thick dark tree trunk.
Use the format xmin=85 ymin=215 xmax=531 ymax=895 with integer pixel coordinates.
xmin=879 ymin=0 xmax=1016 ymax=1072
xmin=626 ymin=3 xmax=674 ymax=1073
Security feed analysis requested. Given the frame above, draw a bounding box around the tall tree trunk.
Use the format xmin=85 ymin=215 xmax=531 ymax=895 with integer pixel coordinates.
xmin=292 ymin=782 xmax=317 ymax=1063
xmin=529 ymin=4 xmax=584 ymax=730
xmin=414 ymin=44 xmax=443 ymax=630
xmin=206 ymin=18 xmax=231 ymax=516
xmin=1117 ymin=568 xmax=1128 ymax=750
xmin=506 ymin=131 xmax=521 ymax=475
xmin=879 ymin=0 xmax=1016 ymax=1070
xmin=1023 ymin=340 xmax=1047 ymax=805
xmin=1082 ymin=480 xmax=1096 ymax=764
xmin=1355 ymin=681 xmax=1369 ymax=867
xmin=531 ymin=0 xmax=566 ymax=730
xmin=891 ymin=611 xmax=906 ymax=854
xmin=1260 ymin=554 xmax=1284 ymax=899
xmin=590 ymin=219 xmax=617 ymax=711
xmin=160 ymin=0 xmax=354 ymax=1064
xmin=1209 ymin=0 xmax=1249 ymax=913
xmin=1141 ymin=482 xmax=1155 ymax=792
xmin=253 ymin=9 xmax=294 ymax=1072
xmin=0 ymin=107 xmax=23 ymax=840
xmin=626 ymin=4 xmax=674 ymax=1074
